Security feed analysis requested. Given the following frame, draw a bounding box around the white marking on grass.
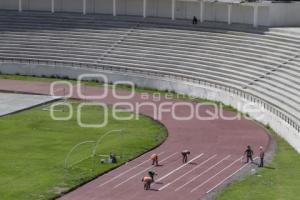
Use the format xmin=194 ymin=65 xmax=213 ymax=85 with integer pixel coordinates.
xmin=175 ymin=155 xmax=231 ymax=192
xmin=190 ymin=156 xmax=243 ymax=193
xmin=205 ymin=156 xmax=259 ymax=194
xmin=113 ymin=152 xmax=178 ymax=189
xmin=97 ymin=152 xmax=165 ymax=188
xmin=159 ymin=154 xmax=217 ymax=191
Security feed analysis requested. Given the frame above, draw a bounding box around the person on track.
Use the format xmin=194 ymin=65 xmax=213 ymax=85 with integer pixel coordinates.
xmin=259 ymin=146 xmax=265 ymax=167
xmin=244 ymin=145 xmax=254 ymax=163
xmin=150 ymin=153 xmax=159 ymax=166
xmin=148 ymin=170 xmax=157 ymax=182
xmin=181 ymin=150 xmax=190 ymax=163
xmin=142 ymin=176 xmax=152 ymax=190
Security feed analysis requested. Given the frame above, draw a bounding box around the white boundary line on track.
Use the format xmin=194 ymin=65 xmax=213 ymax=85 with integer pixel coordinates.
xmin=174 ymin=155 xmax=231 ymax=192
xmin=159 ymin=154 xmax=217 ymax=191
xmin=190 ymin=156 xmax=243 ymax=193
xmin=205 ymin=156 xmax=259 ymax=194
xmin=97 ymin=152 xmax=165 ymax=188
xmin=154 ymin=153 xmax=204 ymax=183
xmin=113 ymin=152 xmax=178 ymax=189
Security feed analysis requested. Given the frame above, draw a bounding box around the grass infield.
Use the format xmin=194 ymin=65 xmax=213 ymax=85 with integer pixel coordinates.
xmin=0 ymin=101 xmax=167 ymax=200
xmin=216 ymin=128 xmax=300 ymax=200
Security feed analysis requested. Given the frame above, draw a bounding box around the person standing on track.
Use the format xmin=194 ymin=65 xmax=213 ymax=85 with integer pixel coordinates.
xmin=150 ymin=153 xmax=159 ymax=166
xmin=244 ymin=145 xmax=254 ymax=163
xmin=259 ymin=146 xmax=265 ymax=167
xmin=142 ymin=176 xmax=152 ymax=190
xmin=181 ymin=150 xmax=190 ymax=163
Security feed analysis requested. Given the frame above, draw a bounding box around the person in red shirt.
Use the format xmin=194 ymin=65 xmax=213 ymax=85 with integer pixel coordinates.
xmin=150 ymin=154 xmax=158 ymax=166
xmin=142 ymin=176 xmax=152 ymax=190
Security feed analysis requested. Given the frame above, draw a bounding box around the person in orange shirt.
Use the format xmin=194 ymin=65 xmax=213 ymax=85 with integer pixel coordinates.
xmin=150 ymin=154 xmax=158 ymax=166
xmin=142 ymin=176 xmax=152 ymax=190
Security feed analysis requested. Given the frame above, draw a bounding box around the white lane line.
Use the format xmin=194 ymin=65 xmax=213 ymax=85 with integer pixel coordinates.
xmin=113 ymin=152 xmax=178 ymax=189
xmin=97 ymin=152 xmax=165 ymax=188
xmin=205 ymin=156 xmax=259 ymax=194
xmin=174 ymin=155 xmax=231 ymax=192
xmin=154 ymin=153 xmax=204 ymax=183
xmin=159 ymin=154 xmax=217 ymax=191
xmin=190 ymin=156 xmax=243 ymax=193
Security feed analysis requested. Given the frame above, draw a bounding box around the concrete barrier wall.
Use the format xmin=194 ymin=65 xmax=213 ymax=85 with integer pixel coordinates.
xmin=186 ymin=1 xmax=199 ymax=19
xmin=175 ymin=1 xmax=187 ymax=19
xmin=1 ymin=62 xmax=300 ymax=153
xmin=56 ymin=0 xmax=83 ymax=12
xmin=269 ymin=2 xmax=300 ymax=26
xmin=116 ymin=0 xmax=143 ymax=16
xmin=1 ymin=0 xmax=19 ymax=10
xmin=231 ymin=4 xmax=253 ymax=25
xmin=147 ymin=0 xmax=172 ymax=18
xmin=1 ymin=0 xmax=299 ymax=27
xmin=23 ymin=0 xmax=51 ymax=11
xmin=204 ymin=3 xmax=228 ymax=23
xmin=257 ymin=6 xmax=270 ymax=26
xmin=93 ymin=0 xmax=113 ymax=14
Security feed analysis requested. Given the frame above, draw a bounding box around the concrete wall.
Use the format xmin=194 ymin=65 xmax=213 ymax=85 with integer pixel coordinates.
xmin=257 ymin=6 xmax=270 ymax=26
xmin=203 ymin=2 xmax=228 ymax=22
xmin=1 ymin=0 xmax=19 ymax=10
xmin=146 ymin=0 xmax=172 ymax=18
xmin=23 ymin=0 xmax=51 ymax=11
xmin=269 ymin=2 xmax=300 ymax=26
xmin=92 ymin=0 xmax=113 ymax=14
xmin=116 ymin=0 xmax=143 ymax=16
xmin=1 ymin=62 xmax=300 ymax=153
xmin=85 ymin=0 xmax=114 ymax=14
xmin=186 ymin=1 xmax=200 ymax=19
xmin=55 ymin=0 xmax=82 ymax=12
xmin=231 ymin=4 xmax=253 ymax=25
xmin=158 ymin=0 xmax=172 ymax=18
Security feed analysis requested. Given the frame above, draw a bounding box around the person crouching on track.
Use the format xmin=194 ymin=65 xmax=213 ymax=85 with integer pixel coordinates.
xmin=181 ymin=150 xmax=190 ymax=163
xmin=148 ymin=170 xmax=157 ymax=182
xmin=150 ymin=153 xmax=159 ymax=166
xmin=244 ymin=145 xmax=254 ymax=163
xmin=142 ymin=176 xmax=152 ymax=190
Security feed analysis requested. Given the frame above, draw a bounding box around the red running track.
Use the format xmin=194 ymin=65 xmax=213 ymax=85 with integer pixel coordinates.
xmin=0 ymin=79 xmax=270 ymax=200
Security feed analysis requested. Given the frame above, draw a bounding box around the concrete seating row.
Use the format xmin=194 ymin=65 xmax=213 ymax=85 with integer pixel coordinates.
xmin=0 ymin=11 xmax=299 ymax=131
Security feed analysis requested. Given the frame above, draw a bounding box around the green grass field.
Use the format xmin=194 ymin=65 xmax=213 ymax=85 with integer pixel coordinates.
xmin=216 ymin=128 xmax=300 ymax=200
xmin=0 ymin=101 xmax=167 ymax=200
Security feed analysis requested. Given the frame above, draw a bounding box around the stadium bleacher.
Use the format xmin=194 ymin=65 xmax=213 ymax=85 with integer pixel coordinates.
xmin=0 ymin=11 xmax=299 ymax=134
